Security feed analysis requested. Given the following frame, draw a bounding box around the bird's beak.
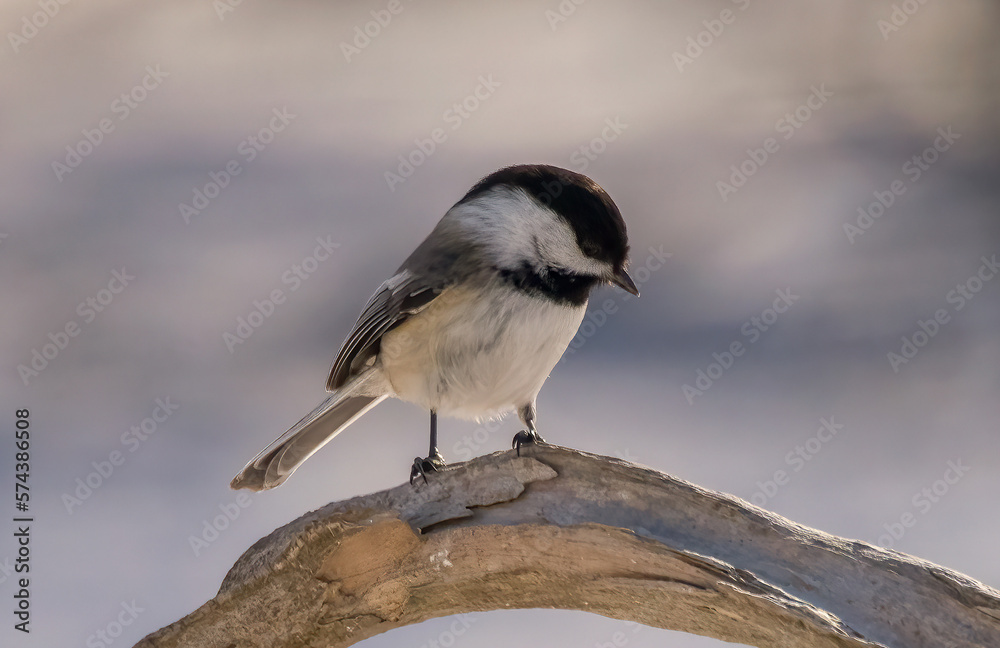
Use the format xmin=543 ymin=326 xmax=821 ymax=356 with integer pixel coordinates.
xmin=611 ymin=267 xmax=639 ymax=296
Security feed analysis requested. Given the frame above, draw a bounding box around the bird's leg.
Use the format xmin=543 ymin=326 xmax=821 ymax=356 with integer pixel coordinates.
xmin=428 ymin=409 xmax=439 ymax=458
xmin=512 ymin=402 xmax=545 ymax=456
xmin=411 ymin=409 xmax=446 ymax=484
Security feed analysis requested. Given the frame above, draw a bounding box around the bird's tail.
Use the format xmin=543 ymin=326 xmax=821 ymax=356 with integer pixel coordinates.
xmin=230 ymin=389 xmax=387 ymax=492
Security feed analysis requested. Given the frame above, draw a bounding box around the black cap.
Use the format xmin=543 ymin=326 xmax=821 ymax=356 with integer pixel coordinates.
xmin=461 ymin=164 xmax=631 ymax=271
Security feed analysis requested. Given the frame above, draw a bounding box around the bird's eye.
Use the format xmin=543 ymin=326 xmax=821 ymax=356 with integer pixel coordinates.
xmin=581 ymin=241 xmax=601 ymax=258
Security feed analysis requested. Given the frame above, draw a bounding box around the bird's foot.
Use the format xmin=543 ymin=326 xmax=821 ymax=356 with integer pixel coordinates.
xmin=512 ymin=429 xmax=545 ymax=456
xmin=410 ymin=450 xmax=445 ymax=485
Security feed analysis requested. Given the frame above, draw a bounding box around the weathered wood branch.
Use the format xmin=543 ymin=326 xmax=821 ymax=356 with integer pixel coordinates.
xmin=135 ymin=445 xmax=1000 ymax=648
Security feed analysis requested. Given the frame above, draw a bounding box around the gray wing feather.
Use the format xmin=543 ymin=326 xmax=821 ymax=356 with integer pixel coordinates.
xmin=326 ymin=271 xmax=442 ymax=390
xmin=326 ymin=209 xmax=482 ymax=390
xmin=326 ymin=211 xmax=482 ymax=392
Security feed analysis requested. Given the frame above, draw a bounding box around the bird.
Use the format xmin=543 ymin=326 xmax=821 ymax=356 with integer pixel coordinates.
xmin=230 ymin=163 xmax=638 ymax=491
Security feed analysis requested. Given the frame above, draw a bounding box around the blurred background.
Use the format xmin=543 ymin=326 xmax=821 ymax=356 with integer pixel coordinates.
xmin=2 ymin=1 xmax=999 ymax=646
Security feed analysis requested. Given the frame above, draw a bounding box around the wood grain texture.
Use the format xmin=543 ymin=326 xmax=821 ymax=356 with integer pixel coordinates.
xmin=134 ymin=445 xmax=1000 ymax=648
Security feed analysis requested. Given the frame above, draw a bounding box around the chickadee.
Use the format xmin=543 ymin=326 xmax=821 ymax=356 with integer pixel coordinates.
xmin=231 ymin=164 xmax=638 ymax=491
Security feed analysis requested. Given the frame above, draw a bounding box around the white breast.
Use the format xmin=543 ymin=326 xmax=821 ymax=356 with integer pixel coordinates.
xmin=379 ymin=283 xmax=585 ymax=420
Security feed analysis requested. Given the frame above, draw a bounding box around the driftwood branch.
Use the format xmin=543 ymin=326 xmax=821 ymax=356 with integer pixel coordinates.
xmin=135 ymin=445 xmax=1000 ymax=648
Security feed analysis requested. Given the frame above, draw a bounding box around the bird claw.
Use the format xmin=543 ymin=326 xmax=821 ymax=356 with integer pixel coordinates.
xmin=409 ymin=451 xmax=445 ymax=485
xmin=512 ymin=429 xmax=545 ymax=456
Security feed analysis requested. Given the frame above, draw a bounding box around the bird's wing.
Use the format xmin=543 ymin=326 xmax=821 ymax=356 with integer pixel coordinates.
xmin=326 ymin=269 xmax=444 ymax=390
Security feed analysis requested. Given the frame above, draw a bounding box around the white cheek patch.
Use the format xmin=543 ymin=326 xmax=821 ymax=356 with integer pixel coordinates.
xmin=448 ymin=187 xmax=610 ymax=277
